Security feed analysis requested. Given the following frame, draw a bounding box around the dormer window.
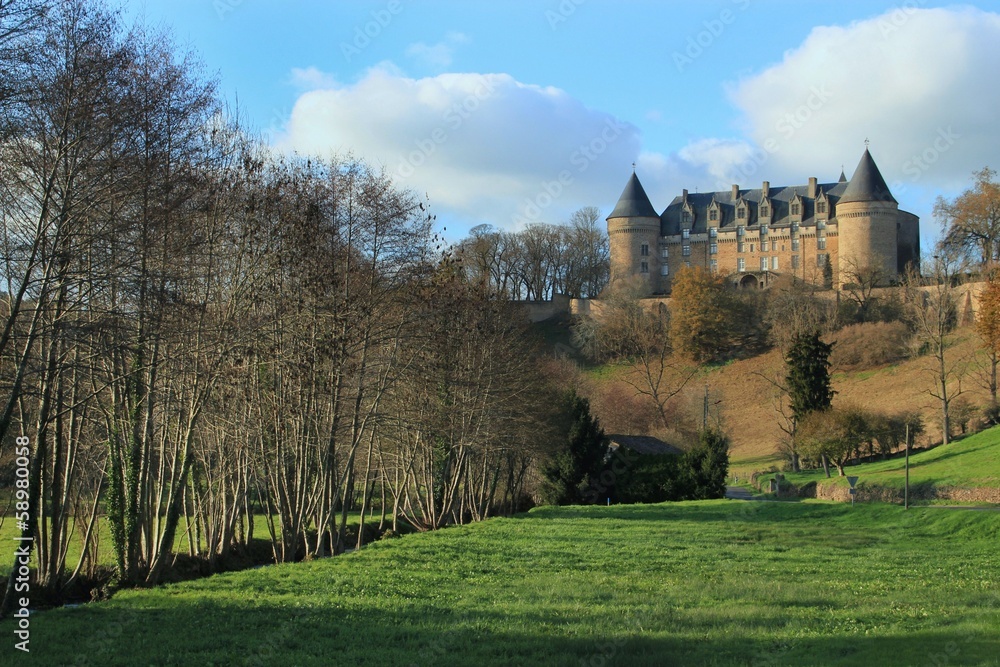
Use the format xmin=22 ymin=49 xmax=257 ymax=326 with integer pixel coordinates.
xmin=709 ymin=209 xmax=718 ymax=222
xmin=816 ymin=201 xmax=827 ymax=214
xmin=760 ymin=205 xmax=770 ymax=217
xmin=681 ymin=210 xmax=692 ymax=224
xmin=737 ymin=207 xmax=746 ymax=219
xmin=791 ymin=203 xmax=801 ymax=216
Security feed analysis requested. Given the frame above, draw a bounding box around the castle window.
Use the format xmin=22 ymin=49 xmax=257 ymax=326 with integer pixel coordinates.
xmin=640 ymin=261 xmax=649 ymax=274
xmin=792 ymin=238 xmax=800 ymax=252
xmin=737 ymin=258 xmax=746 ymax=272
xmin=737 ymin=225 xmax=745 ymax=236
xmin=791 ymin=255 xmax=800 ymax=270
xmin=710 ymin=259 xmax=718 ymax=273
xmin=750 ymin=243 xmax=755 ymax=253
xmin=709 ymin=209 xmax=718 ymax=222
xmin=817 ymin=236 xmax=827 ymax=250
xmin=661 ymin=264 xmax=669 ymax=276
xmin=710 ymin=243 xmax=718 ymax=255
xmin=760 ymin=205 xmax=770 ymax=217
xmin=737 ymin=242 xmax=745 ymax=253
xmin=817 ymin=201 xmax=827 ymax=214
xmin=817 ymin=220 xmax=826 ymax=230
xmin=682 ymin=229 xmax=690 ymax=239
xmin=761 ymin=241 xmax=769 ymax=252
xmin=737 ymin=207 xmax=746 ymax=219
xmin=682 ymin=245 xmax=691 ymax=257
xmin=709 ymin=227 xmax=718 ymax=238
xmin=681 ymin=210 xmax=692 ymax=223
xmin=761 ymin=257 xmax=769 ymax=271
xmin=760 ymin=225 xmax=768 ymax=236
xmin=791 ymin=223 xmax=799 ymax=234
xmin=771 ymin=256 xmax=779 ymax=271
xmin=641 ymin=244 xmax=649 ymax=256
xmin=791 ymin=203 xmax=801 ymax=216
xmin=817 ymin=253 xmax=828 ymax=266
xmin=661 ymin=246 xmax=669 ymax=259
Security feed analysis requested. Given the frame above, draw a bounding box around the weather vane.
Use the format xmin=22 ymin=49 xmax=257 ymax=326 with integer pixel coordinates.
xmin=632 ymin=161 xmax=636 ymax=173
xmin=864 ymin=137 xmax=870 ymax=147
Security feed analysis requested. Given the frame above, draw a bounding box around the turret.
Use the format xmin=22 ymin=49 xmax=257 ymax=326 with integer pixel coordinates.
xmin=836 ymin=147 xmax=899 ymax=287
xmin=607 ymin=172 xmax=660 ymax=295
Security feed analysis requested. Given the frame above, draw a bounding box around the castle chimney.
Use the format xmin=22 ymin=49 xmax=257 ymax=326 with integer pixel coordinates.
xmin=808 ymin=177 xmax=817 ymax=198
xmin=762 ymin=181 xmax=769 ymax=198
xmin=682 ymin=188 xmax=688 ymax=202
xmin=732 ymin=184 xmax=739 ymax=200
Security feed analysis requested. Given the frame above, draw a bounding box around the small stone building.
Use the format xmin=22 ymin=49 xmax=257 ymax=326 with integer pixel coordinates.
xmin=607 ymin=147 xmax=920 ymax=294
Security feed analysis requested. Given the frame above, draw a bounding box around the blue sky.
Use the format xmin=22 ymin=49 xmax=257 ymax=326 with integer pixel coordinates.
xmin=125 ymin=1 xmax=1000 ymax=246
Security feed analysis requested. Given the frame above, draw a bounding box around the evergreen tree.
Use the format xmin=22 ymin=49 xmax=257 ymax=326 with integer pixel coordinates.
xmin=540 ymin=391 xmax=608 ymax=505
xmin=786 ymin=331 xmax=835 ymax=422
xmin=785 ymin=330 xmax=835 ymax=472
xmin=682 ymin=428 xmax=730 ymax=499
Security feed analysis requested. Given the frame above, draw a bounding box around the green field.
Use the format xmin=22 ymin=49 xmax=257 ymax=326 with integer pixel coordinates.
xmin=25 ymin=500 xmax=1000 ymax=666
xmin=774 ymin=427 xmax=1000 ymax=497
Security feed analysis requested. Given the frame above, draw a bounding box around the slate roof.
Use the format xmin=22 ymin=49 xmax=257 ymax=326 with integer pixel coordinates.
xmin=838 ymin=148 xmax=897 ymax=204
xmin=607 ymin=434 xmax=683 ymax=457
xmin=660 ymin=181 xmax=847 ymax=236
xmin=607 ymin=172 xmax=659 ymax=219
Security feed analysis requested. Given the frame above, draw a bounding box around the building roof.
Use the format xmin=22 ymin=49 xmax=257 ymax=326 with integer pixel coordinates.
xmin=660 ymin=181 xmax=846 ymax=235
xmin=838 ymin=148 xmax=897 ymax=204
xmin=607 ymin=434 xmax=683 ymax=456
xmin=607 ymin=172 xmax=659 ymax=219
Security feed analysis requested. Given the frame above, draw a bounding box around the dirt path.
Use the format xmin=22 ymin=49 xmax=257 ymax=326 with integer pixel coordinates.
xmin=725 ymin=486 xmax=754 ymax=500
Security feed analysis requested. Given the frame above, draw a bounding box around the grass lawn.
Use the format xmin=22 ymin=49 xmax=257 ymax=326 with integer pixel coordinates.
xmin=777 ymin=427 xmax=1000 ymax=494
xmin=24 ymin=500 xmax=1000 ymax=666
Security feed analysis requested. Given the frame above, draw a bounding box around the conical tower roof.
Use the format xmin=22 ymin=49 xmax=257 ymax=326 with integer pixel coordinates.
xmin=839 ymin=148 xmax=896 ymax=204
xmin=607 ymin=172 xmax=659 ymax=219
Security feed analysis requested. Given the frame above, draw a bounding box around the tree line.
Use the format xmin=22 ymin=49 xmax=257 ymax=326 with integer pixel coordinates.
xmin=453 ymin=207 xmax=609 ymax=301
xmin=0 ymin=0 xmax=569 ymax=610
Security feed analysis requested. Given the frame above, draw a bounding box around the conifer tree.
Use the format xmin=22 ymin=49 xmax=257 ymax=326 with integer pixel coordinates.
xmin=785 ymin=331 xmax=834 ymax=471
xmin=540 ymin=391 xmax=608 ymax=505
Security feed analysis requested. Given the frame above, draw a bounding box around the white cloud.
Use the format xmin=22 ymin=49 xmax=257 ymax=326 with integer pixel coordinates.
xmin=717 ymin=6 xmax=1000 ymax=191
xmin=276 ymin=67 xmax=648 ymax=230
xmin=405 ymin=32 xmax=471 ymax=69
xmin=289 ymin=66 xmax=339 ymax=91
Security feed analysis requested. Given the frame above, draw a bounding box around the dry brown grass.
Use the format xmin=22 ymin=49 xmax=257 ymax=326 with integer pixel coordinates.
xmin=583 ymin=325 xmax=996 ymax=475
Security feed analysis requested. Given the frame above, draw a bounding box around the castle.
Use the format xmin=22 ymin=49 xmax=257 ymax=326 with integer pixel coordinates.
xmin=607 ymin=147 xmax=920 ymax=293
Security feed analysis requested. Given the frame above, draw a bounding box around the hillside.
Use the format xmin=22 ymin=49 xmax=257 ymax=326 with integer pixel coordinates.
xmin=540 ymin=317 xmax=995 ymax=474
xmin=769 ymin=425 xmax=1000 ymax=503
xmin=28 ymin=501 xmax=1000 ymax=666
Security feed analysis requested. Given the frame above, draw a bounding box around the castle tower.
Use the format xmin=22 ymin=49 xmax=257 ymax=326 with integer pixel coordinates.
xmin=836 ymin=147 xmax=899 ymax=287
xmin=607 ymin=172 xmax=660 ymax=295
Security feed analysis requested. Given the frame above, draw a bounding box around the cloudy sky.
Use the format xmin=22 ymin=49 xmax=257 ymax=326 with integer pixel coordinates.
xmin=127 ymin=0 xmax=1000 ymax=246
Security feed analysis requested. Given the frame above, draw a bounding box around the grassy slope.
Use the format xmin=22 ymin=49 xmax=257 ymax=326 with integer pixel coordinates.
xmin=777 ymin=426 xmax=1000 ymax=492
xmin=712 ymin=329 xmax=992 ymax=471
xmin=554 ymin=316 xmax=993 ymax=473
xmin=29 ymin=501 xmax=1000 ymax=666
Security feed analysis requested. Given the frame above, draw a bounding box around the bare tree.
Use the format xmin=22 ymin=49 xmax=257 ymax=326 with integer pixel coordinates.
xmin=904 ymin=253 xmax=965 ymax=445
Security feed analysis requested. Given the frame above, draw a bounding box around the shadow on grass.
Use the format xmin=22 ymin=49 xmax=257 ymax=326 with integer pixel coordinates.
xmin=29 ymin=598 xmax=997 ymax=667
